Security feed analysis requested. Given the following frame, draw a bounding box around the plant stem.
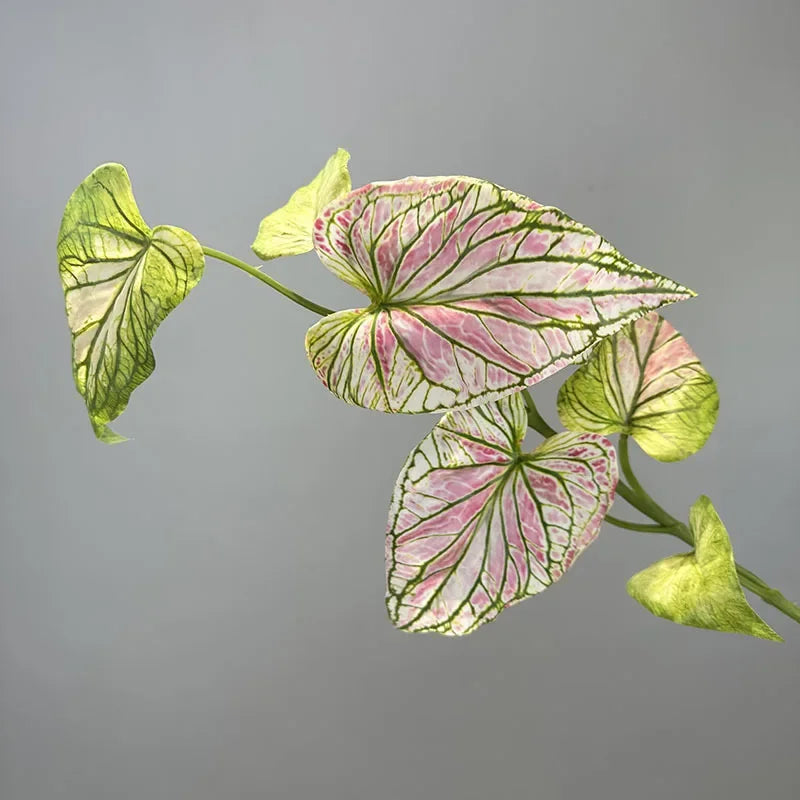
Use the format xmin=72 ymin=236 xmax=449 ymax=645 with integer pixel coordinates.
xmin=523 ymin=398 xmax=800 ymax=628
xmin=202 ymin=246 xmax=334 ymax=317
xmin=617 ymin=435 xmax=692 ymax=540
xmin=604 ymin=515 xmax=674 ymax=533
xmin=523 ymin=389 xmax=558 ymax=437
xmin=616 ymin=434 xmax=800 ymax=626
xmin=737 ymin=567 xmax=800 ymax=625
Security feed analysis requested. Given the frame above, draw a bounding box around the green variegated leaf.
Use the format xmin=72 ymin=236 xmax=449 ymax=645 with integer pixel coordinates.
xmin=557 ymin=312 xmax=718 ymax=461
xmin=306 ymin=176 xmax=695 ymax=414
xmin=627 ymin=496 xmax=781 ymax=641
xmin=58 ymin=164 xmax=204 ymax=442
xmin=386 ymin=391 xmax=618 ymax=635
xmin=252 ymin=148 xmax=351 ymax=261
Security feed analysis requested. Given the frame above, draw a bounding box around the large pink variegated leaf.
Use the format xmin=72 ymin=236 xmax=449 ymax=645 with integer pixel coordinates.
xmin=307 ymin=176 xmax=694 ymax=413
xmin=385 ymin=392 xmax=618 ymax=635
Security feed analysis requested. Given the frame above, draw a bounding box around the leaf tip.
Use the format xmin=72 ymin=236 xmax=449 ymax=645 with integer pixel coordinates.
xmin=333 ymin=146 xmax=351 ymax=163
xmin=84 ymin=161 xmax=130 ymax=180
xmin=92 ymin=420 xmax=129 ymax=445
xmin=757 ymin=626 xmax=784 ymax=643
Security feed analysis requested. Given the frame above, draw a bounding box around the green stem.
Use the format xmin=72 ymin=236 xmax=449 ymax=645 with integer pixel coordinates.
xmin=523 ymin=405 xmax=800 ymax=628
xmin=523 ymin=390 xmax=558 ymax=437
xmin=617 ymin=434 xmax=650 ymax=502
xmin=617 ymin=435 xmax=691 ymax=540
xmin=604 ymin=515 xmax=673 ymax=534
xmin=737 ymin=567 xmax=800 ymax=625
xmin=617 ymin=434 xmax=800 ymax=626
xmin=202 ymin=246 xmax=334 ymax=317
xmin=608 ymin=479 xmax=693 ymax=545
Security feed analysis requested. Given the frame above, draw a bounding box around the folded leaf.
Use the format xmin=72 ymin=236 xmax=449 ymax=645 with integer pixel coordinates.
xmin=307 ymin=176 xmax=695 ymax=414
xmin=557 ymin=312 xmax=718 ymax=461
xmin=58 ymin=164 xmax=204 ymax=442
xmin=252 ymin=148 xmax=351 ymax=261
xmin=627 ymin=496 xmax=781 ymax=641
xmin=386 ymin=391 xmax=618 ymax=635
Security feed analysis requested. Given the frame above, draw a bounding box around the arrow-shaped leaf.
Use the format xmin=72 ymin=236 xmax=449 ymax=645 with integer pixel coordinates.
xmin=304 ymin=176 xmax=695 ymax=414
xmin=57 ymin=164 xmax=204 ymax=442
xmin=386 ymin=391 xmax=618 ymax=635
xmin=557 ymin=312 xmax=718 ymax=461
xmin=627 ymin=496 xmax=781 ymax=641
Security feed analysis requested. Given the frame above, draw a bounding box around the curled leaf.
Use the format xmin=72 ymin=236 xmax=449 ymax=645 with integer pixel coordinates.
xmin=252 ymin=148 xmax=351 ymax=261
xmin=307 ymin=176 xmax=695 ymax=414
xmin=626 ymin=496 xmax=781 ymax=641
xmin=557 ymin=312 xmax=718 ymax=461
xmin=57 ymin=163 xmax=204 ymax=442
xmin=386 ymin=391 xmax=618 ymax=635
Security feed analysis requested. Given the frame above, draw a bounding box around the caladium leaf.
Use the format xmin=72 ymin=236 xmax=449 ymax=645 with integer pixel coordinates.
xmin=557 ymin=312 xmax=718 ymax=461
xmin=305 ymin=176 xmax=696 ymax=414
xmin=58 ymin=163 xmax=204 ymax=442
xmin=627 ymin=496 xmax=781 ymax=641
xmin=252 ymin=148 xmax=351 ymax=261
xmin=385 ymin=391 xmax=618 ymax=635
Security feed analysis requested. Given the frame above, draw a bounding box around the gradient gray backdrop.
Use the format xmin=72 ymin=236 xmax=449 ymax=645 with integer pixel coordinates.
xmin=2 ymin=1 xmax=799 ymax=798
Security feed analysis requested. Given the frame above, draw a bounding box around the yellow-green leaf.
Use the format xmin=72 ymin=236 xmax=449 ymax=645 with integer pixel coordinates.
xmin=557 ymin=312 xmax=718 ymax=461
xmin=57 ymin=163 xmax=204 ymax=442
xmin=251 ymin=148 xmax=351 ymax=261
xmin=626 ymin=496 xmax=782 ymax=641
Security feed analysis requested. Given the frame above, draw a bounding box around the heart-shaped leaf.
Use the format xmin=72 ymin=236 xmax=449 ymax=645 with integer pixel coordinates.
xmin=58 ymin=164 xmax=204 ymax=442
xmin=386 ymin=391 xmax=618 ymax=635
xmin=251 ymin=148 xmax=351 ymax=261
xmin=305 ymin=176 xmax=695 ymax=414
xmin=557 ymin=312 xmax=718 ymax=461
xmin=627 ymin=496 xmax=781 ymax=641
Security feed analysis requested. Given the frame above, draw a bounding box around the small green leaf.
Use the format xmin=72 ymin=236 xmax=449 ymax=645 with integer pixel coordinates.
xmin=58 ymin=163 xmax=204 ymax=442
xmin=626 ymin=496 xmax=782 ymax=641
xmin=557 ymin=312 xmax=718 ymax=461
xmin=252 ymin=148 xmax=351 ymax=261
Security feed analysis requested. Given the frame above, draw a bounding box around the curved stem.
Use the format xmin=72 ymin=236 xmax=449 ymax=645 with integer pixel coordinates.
xmin=523 ymin=390 xmax=558 ymax=438
xmin=617 ymin=435 xmax=691 ymax=539
xmin=202 ymin=246 xmax=334 ymax=317
xmin=612 ymin=482 xmax=694 ymax=545
xmin=523 ymin=409 xmax=800 ymax=629
xmin=617 ymin=434 xmax=650 ymax=504
xmin=604 ymin=515 xmax=673 ymax=533
xmin=616 ymin=434 xmax=800 ymax=626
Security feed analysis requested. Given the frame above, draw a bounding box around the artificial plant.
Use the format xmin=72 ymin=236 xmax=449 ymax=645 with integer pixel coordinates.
xmin=56 ymin=149 xmax=799 ymax=639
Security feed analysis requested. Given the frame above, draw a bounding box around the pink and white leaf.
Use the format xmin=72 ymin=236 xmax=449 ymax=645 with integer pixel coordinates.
xmin=385 ymin=392 xmax=618 ymax=635
xmin=307 ymin=176 xmax=694 ymax=414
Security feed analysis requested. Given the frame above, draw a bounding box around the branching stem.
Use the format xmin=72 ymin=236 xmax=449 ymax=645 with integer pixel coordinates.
xmin=523 ymin=392 xmax=800 ymax=628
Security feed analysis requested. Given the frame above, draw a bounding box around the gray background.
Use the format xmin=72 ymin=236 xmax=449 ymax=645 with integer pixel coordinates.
xmin=1 ymin=1 xmax=798 ymax=798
